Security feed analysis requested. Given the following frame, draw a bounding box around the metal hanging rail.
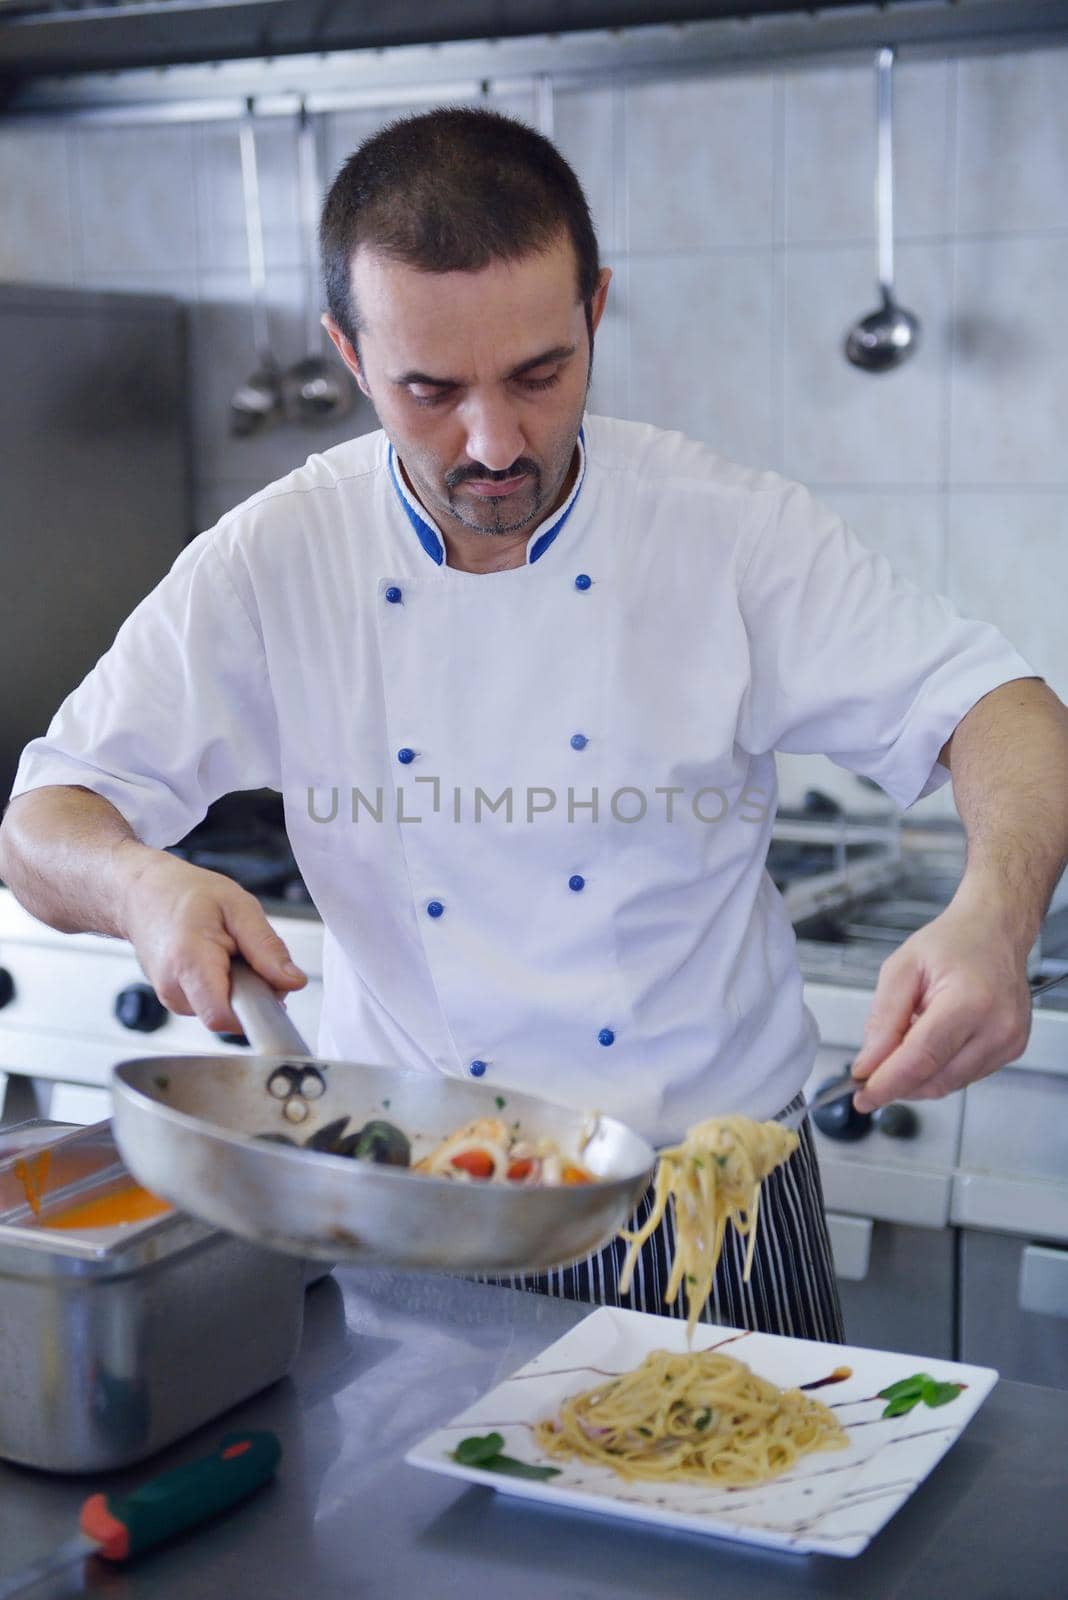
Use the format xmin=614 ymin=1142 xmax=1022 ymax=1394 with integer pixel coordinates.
xmin=3 ymin=2 xmax=1068 ymax=123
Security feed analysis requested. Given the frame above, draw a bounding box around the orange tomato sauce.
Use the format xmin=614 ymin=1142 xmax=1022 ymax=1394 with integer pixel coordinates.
xmin=41 ymin=1185 xmax=172 ymax=1230
xmin=13 ymin=1151 xmax=51 ymax=1217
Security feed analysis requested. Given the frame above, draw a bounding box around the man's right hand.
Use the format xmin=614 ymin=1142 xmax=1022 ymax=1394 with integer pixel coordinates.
xmin=117 ymin=846 xmax=306 ymax=1036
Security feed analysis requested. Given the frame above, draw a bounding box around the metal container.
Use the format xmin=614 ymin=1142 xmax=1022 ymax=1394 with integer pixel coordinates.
xmin=0 ymin=1120 xmax=306 ymax=1474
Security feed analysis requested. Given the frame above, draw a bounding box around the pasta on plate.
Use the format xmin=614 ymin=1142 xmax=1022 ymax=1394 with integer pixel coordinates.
xmin=534 ymin=1345 xmax=848 ymax=1486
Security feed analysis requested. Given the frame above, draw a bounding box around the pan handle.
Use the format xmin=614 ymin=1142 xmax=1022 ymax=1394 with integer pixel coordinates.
xmin=229 ymin=959 xmax=313 ymax=1057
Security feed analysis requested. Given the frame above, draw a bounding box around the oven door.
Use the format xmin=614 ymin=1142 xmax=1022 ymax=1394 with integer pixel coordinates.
xmin=805 ymin=1038 xmax=961 ymax=1359
xmin=952 ymin=1068 xmax=1068 ymax=1389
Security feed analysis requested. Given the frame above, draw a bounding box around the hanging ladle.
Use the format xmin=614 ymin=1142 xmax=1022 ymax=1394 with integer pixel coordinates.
xmin=231 ymin=101 xmax=284 ymax=435
xmin=844 ymin=47 xmax=921 ymax=373
xmin=282 ymin=104 xmax=353 ymax=425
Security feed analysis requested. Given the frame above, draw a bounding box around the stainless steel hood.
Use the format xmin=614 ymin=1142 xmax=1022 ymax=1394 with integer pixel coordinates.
xmin=2 ymin=0 xmax=1067 ymax=92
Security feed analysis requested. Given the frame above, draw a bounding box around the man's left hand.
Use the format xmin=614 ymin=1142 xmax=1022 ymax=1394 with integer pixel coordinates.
xmin=848 ymin=904 xmax=1033 ymax=1110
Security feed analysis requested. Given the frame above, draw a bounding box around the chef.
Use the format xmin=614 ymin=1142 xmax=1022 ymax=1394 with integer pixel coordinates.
xmin=3 ymin=108 xmax=1067 ymax=1343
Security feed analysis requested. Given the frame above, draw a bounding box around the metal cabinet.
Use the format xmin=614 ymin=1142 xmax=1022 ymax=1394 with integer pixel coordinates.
xmin=827 ymin=1213 xmax=955 ymax=1360
xmin=959 ymin=1230 xmax=1068 ymax=1389
xmin=0 ymin=283 xmax=189 ymax=806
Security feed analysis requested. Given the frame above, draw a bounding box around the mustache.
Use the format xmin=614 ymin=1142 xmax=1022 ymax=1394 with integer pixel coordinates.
xmin=446 ymin=458 xmax=540 ymax=489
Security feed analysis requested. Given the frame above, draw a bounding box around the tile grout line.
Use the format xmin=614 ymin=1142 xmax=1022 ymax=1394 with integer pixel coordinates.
xmin=64 ymin=124 xmax=86 ymax=287
xmin=615 ymin=227 xmax=1068 ymax=260
xmin=771 ymin=71 xmax=787 ymax=475
xmin=940 ymin=56 xmax=960 ymax=598
xmin=615 ymin=75 xmax=632 ymax=422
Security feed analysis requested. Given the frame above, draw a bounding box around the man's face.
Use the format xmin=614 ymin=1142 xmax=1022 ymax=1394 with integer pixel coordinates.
xmin=326 ymin=236 xmax=610 ymax=541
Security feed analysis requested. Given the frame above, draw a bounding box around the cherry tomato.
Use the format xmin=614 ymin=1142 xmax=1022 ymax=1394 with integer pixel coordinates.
xmin=450 ymin=1149 xmax=495 ymax=1180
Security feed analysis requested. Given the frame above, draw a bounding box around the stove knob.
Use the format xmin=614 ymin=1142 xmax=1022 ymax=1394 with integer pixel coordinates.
xmin=872 ymin=1102 xmax=919 ymax=1139
xmin=811 ymin=1074 xmax=873 ymax=1142
xmin=0 ymin=967 xmax=14 ymax=1009
xmin=114 ymin=982 xmax=167 ymax=1033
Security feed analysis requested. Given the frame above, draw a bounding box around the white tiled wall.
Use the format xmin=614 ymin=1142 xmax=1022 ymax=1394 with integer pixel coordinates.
xmin=2 ymin=46 xmax=1066 ymax=820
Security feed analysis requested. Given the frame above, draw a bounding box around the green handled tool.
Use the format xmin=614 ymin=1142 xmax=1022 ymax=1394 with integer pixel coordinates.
xmin=0 ymin=1430 xmax=281 ymax=1599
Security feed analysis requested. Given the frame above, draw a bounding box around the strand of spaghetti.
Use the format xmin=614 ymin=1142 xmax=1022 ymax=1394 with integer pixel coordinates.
xmin=617 ymin=1116 xmax=799 ymax=1340
xmin=743 ymin=1183 xmax=761 ymax=1281
xmin=617 ymin=1158 xmax=673 ymax=1295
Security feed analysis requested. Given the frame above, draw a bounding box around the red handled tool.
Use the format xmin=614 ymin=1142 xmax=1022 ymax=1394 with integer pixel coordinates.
xmin=0 ymin=1431 xmax=281 ymax=1599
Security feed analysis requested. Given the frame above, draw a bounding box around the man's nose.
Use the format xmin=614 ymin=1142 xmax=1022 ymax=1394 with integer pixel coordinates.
xmin=461 ymin=395 xmax=526 ymax=473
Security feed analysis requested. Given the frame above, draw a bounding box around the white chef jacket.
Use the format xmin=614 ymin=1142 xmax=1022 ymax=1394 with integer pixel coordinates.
xmin=11 ymin=415 xmax=1036 ymax=1143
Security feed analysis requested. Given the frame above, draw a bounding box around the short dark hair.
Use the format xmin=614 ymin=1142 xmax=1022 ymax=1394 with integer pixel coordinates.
xmin=320 ymin=106 xmax=600 ymax=345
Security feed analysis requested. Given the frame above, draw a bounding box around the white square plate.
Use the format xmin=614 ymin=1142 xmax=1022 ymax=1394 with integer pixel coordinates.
xmin=406 ymin=1307 xmax=997 ymax=1558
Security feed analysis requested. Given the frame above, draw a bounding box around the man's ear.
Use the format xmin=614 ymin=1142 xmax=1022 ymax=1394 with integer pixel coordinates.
xmin=322 ymin=313 xmax=372 ymax=400
xmin=588 ymin=267 xmax=613 ymax=339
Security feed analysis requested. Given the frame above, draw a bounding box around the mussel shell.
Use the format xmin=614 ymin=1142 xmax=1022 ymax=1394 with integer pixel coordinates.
xmin=303 ymin=1116 xmax=351 ymax=1153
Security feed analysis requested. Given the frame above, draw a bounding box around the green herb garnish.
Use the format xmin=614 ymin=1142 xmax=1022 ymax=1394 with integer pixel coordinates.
xmin=877 ymin=1372 xmax=964 ymax=1418
xmin=453 ymin=1432 xmax=505 ymax=1465
xmin=495 ymin=1095 xmax=507 ymax=1110
xmin=382 ymin=1098 xmax=391 ymax=1109
xmin=451 ymin=1432 xmax=560 ymax=1481
xmin=693 ymin=1409 xmax=713 ymax=1431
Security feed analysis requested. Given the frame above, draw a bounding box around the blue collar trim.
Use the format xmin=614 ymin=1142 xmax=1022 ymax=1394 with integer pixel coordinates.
xmin=387 ymin=445 xmax=444 ymax=566
xmin=387 ymin=427 xmax=586 ymax=568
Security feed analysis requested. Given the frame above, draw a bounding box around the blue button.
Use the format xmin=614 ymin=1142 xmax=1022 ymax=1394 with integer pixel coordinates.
xmin=568 ymin=874 xmax=585 ymax=892
xmin=397 ymin=747 xmax=416 ymax=765
xmin=426 ymin=900 xmax=445 ymax=918
xmin=385 ymin=586 xmax=403 ymax=604
xmin=574 ymin=573 xmax=592 ymax=591
xmin=598 ymin=1027 xmax=615 ymax=1047
xmin=570 ymin=733 xmax=588 ymax=751
xmin=468 ymin=1059 xmax=487 ymax=1078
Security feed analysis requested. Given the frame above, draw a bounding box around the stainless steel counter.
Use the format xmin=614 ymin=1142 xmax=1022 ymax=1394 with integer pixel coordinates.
xmin=1 ymin=1268 xmax=1065 ymax=1599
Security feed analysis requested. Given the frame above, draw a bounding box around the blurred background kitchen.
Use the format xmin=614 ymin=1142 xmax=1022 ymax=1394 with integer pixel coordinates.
xmin=1 ymin=2 xmax=1067 ymax=1382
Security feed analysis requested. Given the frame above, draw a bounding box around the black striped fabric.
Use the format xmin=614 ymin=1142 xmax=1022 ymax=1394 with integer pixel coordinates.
xmin=477 ymin=1097 xmax=845 ymax=1344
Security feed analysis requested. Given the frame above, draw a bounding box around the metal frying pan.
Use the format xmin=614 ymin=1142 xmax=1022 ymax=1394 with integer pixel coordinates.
xmin=110 ymin=964 xmax=656 ymax=1271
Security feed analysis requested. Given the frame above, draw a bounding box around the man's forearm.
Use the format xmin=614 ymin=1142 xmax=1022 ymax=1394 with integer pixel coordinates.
xmin=0 ymin=786 xmax=158 ymax=939
xmin=941 ymin=678 xmax=1068 ymax=952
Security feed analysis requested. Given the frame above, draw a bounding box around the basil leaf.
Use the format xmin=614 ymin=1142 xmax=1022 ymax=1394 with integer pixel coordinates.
xmin=878 ymin=1372 xmax=932 ymax=1402
xmin=453 ymin=1432 xmax=505 ymax=1465
xmin=483 ymin=1454 xmax=561 ymax=1481
xmin=921 ymin=1380 xmax=965 ymax=1409
xmin=882 ymin=1393 xmax=922 ymax=1419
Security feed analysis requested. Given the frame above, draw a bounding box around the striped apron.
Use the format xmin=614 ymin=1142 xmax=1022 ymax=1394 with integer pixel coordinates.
xmin=477 ymin=1096 xmax=845 ymax=1344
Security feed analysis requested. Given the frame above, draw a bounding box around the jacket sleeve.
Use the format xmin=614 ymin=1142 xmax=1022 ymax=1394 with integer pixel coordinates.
xmin=735 ymin=481 xmax=1038 ymax=809
xmin=8 ymin=529 xmax=280 ymax=847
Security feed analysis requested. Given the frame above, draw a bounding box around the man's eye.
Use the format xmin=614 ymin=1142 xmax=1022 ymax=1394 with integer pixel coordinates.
xmin=520 ymin=373 xmax=560 ymax=393
xmin=409 ymin=386 xmax=453 ymax=407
